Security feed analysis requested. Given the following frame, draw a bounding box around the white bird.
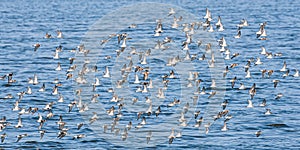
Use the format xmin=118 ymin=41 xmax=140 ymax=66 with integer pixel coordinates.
xmin=103 ymin=66 xmax=111 ymax=78
xmin=58 ymin=94 xmax=64 ymax=102
xmin=55 ymin=62 xmax=62 ymax=71
xmin=215 ymin=16 xmax=222 ymax=27
xmin=57 ymin=30 xmax=63 ymax=38
xmin=237 ymin=19 xmax=249 ymax=27
xmin=134 ymin=74 xmax=140 ymax=84
xmin=210 ymin=79 xmax=216 ymax=88
xmin=157 ymin=88 xmax=165 ymax=99
xmin=234 ymin=30 xmax=241 ymax=39
xmin=200 ymin=87 xmax=206 ymax=95
xmin=205 ymin=123 xmax=211 ymax=134
xmin=176 ymin=131 xmax=182 ymax=138
xmin=18 ymin=108 xmax=26 ymax=115
xmin=225 ymin=53 xmax=230 ymax=60
xmin=239 ymin=83 xmax=246 ymax=90
xmin=221 ymin=122 xmax=228 ymax=131
xmin=121 ymin=37 xmax=128 ymax=48
xmin=16 ymin=134 xmax=28 ymax=142
xmin=26 ymin=86 xmax=32 ymax=94
xmin=107 ymin=106 xmax=115 ymax=116
xmin=28 ymin=78 xmax=33 ymax=84
xmin=172 ymin=17 xmax=179 ymax=28
xmin=90 ymin=112 xmax=98 ymax=124
xmin=15 ymin=115 xmax=23 ymax=128
xmin=154 ymin=20 xmax=163 ymax=36
xmin=245 ymin=70 xmax=251 ymax=78
xmin=141 ymin=117 xmax=146 ymax=125
xmin=142 ymin=85 xmax=148 ymax=93
xmin=208 ymin=25 xmax=214 ymax=32
xmin=256 ymin=22 xmax=267 ymax=38
xmin=168 ymin=128 xmax=175 ymax=139
xmin=135 ymin=86 xmax=142 ymax=93
xmin=73 ymin=134 xmax=85 ymax=140
xmin=260 ymin=46 xmax=267 ymax=55
xmin=220 ymin=46 xmax=226 ymax=52
xmin=255 ymin=130 xmax=262 ymax=137
xmin=145 ymin=97 xmax=152 ymax=103
xmin=225 ymin=49 xmax=230 ymax=55
xmin=282 ymin=70 xmax=289 ymax=78
xmin=146 ymin=103 xmax=152 ymax=115
xmin=259 ymin=99 xmax=267 ymax=107
xmin=126 ymin=122 xmax=132 ymax=131
xmin=4 ymin=94 xmax=13 ymax=99
xmin=53 ymin=51 xmax=59 ymax=59
xmin=52 ymin=85 xmax=58 ymax=95
xmin=37 ymin=113 xmax=43 ymax=123
xmin=12 ymin=101 xmax=20 ymax=111
xmin=265 ymin=109 xmax=272 ymax=115
xmin=219 ymin=37 xmax=227 ymax=47
xmin=178 ymin=112 xmax=186 ymax=123
xmin=182 ymin=42 xmax=189 ymax=51
xmin=46 ymin=111 xmax=54 ymax=119
xmin=255 ymin=57 xmax=263 ymax=65
xmin=44 ymin=102 xmax=54 ymax=111
xmin=203 ymin=8 xmax=212 ymax=21
xmin=247 ymin=100 xmax=254 ymax=108
xmin=280 ymin=61 xmax=287 ymax=72
xmin=218 ymin=23 xmax=225 ymax=32
xmin=93 ymin=77 xmax=100 ymax=86
xmin=293 ymin=69 xmax=299 ymax=77
xmin=38 ymin=83 xmax=45 ymax=92
xmin=147 ymin=79 xmax=153 ymax=88
xmin=28 ymin=75 xmax=37 ymax=85
xmin=141 ymin=56 xmax=147 ymax=65
xmin=187 ymin=81 xmax=193 ymax=88
xmin=266 ymin=53 xmax=273 ymax=59
xmin=110 ymin=95 xmax=119 ymax=102
xmin=275 ymin=93 xmax=283 ymax=100
xmin=168 ymin=8 xmax=175 ymax=16
xmin=184 ymin=50 xmax=191 ymax=60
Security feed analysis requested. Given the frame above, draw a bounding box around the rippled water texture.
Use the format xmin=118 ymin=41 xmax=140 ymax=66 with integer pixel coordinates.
xmin=0 ymin=0 xmax=299 ymax=149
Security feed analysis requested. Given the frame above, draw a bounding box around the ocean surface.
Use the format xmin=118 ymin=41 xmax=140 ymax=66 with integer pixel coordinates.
xmin=0 ymin=0 xmax=299 ymax=149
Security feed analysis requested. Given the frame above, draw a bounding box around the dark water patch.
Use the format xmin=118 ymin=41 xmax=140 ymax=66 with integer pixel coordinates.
xmin=266 ymin=123 xmax=288 ymax=128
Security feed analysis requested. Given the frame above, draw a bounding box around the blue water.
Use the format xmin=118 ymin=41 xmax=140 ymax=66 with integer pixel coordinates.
xmin=0 ymin=0 xmax=300 ymax=149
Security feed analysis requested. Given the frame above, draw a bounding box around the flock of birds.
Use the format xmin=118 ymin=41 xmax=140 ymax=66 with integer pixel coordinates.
xmin=0 ymin=7 xmax=296 ymax=146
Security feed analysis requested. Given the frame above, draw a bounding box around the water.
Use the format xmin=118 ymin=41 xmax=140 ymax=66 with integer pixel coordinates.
xmin=0 ymin=0 xmax=300 ymax=149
